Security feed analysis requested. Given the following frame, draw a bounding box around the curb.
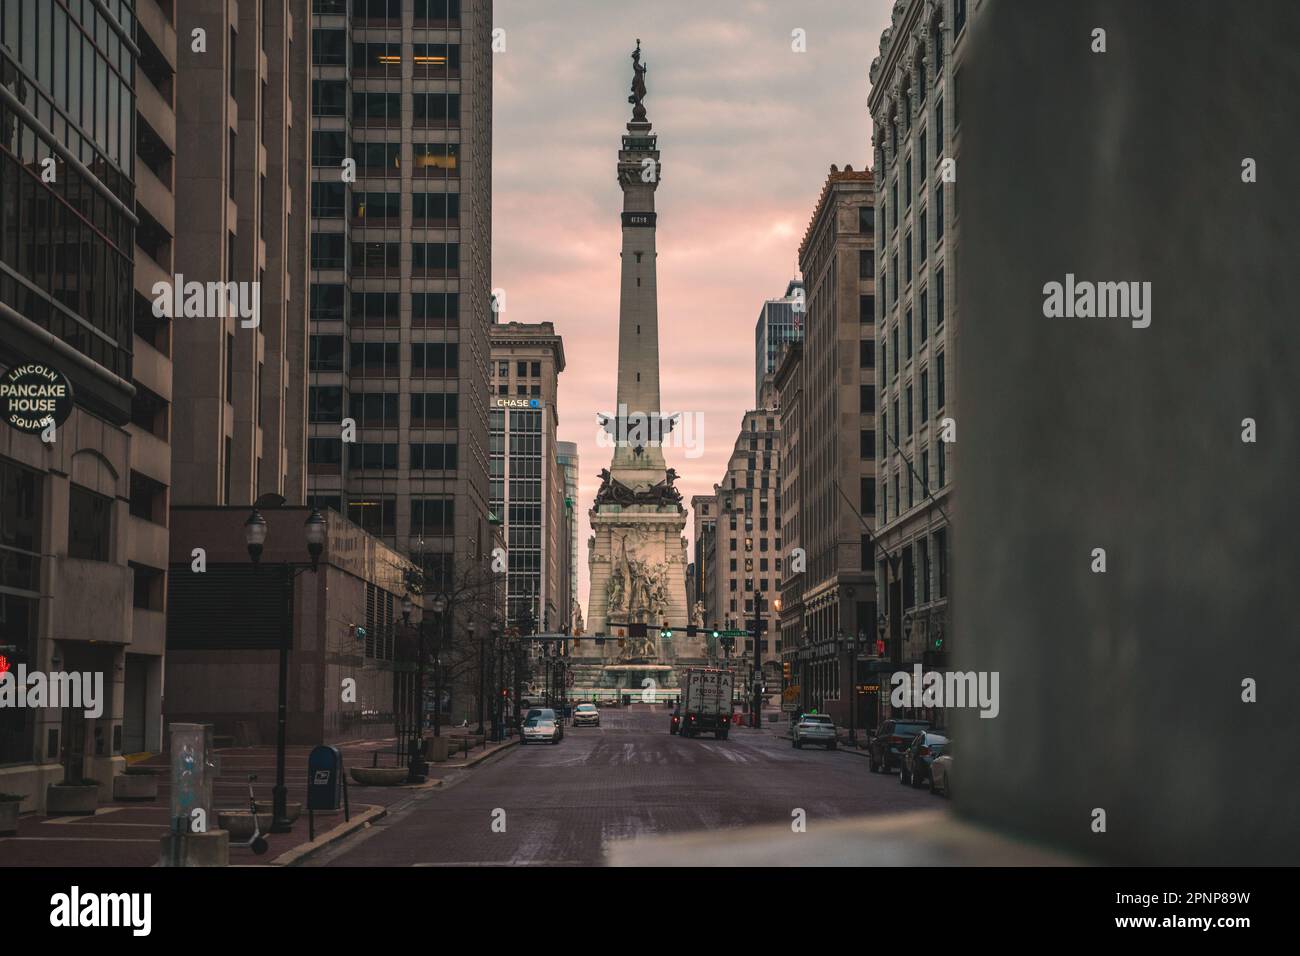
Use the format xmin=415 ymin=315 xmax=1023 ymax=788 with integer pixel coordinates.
xmin=269 ymin=803 xmax=387 ymax=867
xmin=434 ymin=738 xmax=518 ymax=770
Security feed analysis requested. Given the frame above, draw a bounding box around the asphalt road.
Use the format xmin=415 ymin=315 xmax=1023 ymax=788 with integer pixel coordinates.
xmin=308 ymin=705 xmax=942 ymax=866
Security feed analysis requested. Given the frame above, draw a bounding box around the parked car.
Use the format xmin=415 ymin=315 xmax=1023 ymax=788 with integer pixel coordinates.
xmin=899 ymin=732 xmax=949 ymax=788
xmin=792 ymin=714 xmax=837 ymax=750
xmin=524 ymin=708 xmax=563 ymax=740
xmin=520 ymin=717 xmax=560 ymax=745
xmin=867 ymin=719 xmax=932 ymax=773
xmin=930 ymin=749 xmax=953 ymax=797
xmin=669 ymin=705 xmax=681 ymax=735
xmin=573 ymin=703 xmax=601 ymax=727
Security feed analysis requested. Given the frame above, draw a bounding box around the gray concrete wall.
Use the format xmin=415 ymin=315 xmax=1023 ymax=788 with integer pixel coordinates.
xmin=954 ymin=0 xmax=1300 ymax=864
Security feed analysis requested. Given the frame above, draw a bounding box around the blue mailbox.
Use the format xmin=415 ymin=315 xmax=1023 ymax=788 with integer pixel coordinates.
xmin=307 ymin=745 xmax=343 ymax=811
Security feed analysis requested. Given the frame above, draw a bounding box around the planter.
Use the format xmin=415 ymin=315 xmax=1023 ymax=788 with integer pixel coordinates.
xmin=349 ymin=766 xmax=408 ymax=786
xmin=113 ymin=772 xmax=159 ymax=801
xmin=426 ymin=736 xmax=450 ymax=762
xmin=46 ymin=783 xmax=99 ymax=816
xmin=0 ymin=798 xmax=21 ymax=835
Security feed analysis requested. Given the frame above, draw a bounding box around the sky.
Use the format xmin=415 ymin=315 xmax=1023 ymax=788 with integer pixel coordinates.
xmin=492 ymin=0 xmax=892 ymax=620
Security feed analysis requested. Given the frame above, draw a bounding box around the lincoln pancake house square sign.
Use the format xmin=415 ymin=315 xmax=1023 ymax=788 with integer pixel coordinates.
xmin=1 ymin=361 xmax=74 ymax=434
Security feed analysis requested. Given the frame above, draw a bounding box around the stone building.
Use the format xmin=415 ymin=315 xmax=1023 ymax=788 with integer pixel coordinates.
xmin=866 ymin=0 xmax=971 ymax=709
xmin=488 ymin=321 xmax=566 ymax=633
xmin=779 ymin=165 xmax=879 ymax=730
xmin=0 ymin=0 xmax=177 ymax=810
xmin=710 ymin=409 xmax=783 ymax=696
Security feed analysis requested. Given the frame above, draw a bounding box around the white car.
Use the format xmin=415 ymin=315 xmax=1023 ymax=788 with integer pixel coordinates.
xmin=792 ymin=714 xmax=838 ymax=750
xmin=572 ymin=703 xmax=601 ymax=727
xmin=521 ymin=717 xmax=560 ymax=745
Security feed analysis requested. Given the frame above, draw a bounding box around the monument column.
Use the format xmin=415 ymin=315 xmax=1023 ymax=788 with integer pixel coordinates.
xmin=582 ymin=43 xmax=701 ymax=671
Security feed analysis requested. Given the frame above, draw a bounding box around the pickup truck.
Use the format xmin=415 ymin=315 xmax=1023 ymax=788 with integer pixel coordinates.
xmin=677 ymin=668 xmax=735 ymax=739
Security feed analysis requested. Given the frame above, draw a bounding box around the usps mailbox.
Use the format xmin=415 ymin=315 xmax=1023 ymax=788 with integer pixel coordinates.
xmin=307 ymin=745 xmax=342 ymax=811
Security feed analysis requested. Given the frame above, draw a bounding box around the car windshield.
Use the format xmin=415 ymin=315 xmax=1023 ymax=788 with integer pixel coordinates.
xmin=802 ymin=715 xmax=833 ymax=724
xmin=896 ymin=722 xmax=930 ymax=735
xmin=524 ymin=718 xmax=541 ymax=727
xmin=576 ymin=705 xmax=596 ymax=711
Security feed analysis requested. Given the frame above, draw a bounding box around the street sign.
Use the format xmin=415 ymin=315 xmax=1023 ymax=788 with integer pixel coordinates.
xmin=782 ymin=686 xmax=799 ymax=701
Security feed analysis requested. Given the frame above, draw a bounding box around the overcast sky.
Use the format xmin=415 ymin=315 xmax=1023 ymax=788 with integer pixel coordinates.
xmin=492 ymin=0 xmax=892 ymax=619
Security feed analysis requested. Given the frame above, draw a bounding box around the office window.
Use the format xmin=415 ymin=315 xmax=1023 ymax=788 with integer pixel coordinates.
xmin=350 ymin=342 xmax=400 ymax=377
xmin=859 ymin=385 xmax=874 ymax=413
xmin=312 ymin=79 xmax=346 ymax=116
xmin=310 ymin=335 xmax=344 ymax=372
xmin=905 ymin=156 xmax=912 ymax=207
xmin=891 ymin=326 xmax=899 ymax=379
xmin=859 ymin=205 xmax=873 ymax=234
xmin=412 ymin=243 xmax=460 ymax=274
xmin=411 ymin=393 xmax=459 ymax=426
xmin=891 ymin=254 xmax=898 ymax=304
xmin=938 ymin=438 xmax=947 ymax=487
xmin=68 ymin=486 xmax=111 ymax=562
xmin=905 ymin=308 xmax=913 ymax=358
xmin=352 ymin=91 xmax=401 ymax=126
xmin=225 ymin=333 xmax=235 ymax=405
xmin=906 ymin=230 xmax=913 ymax=280
xmin=309 ymin=385 xmax=344 ymax=423
xmin=859 ymin=294 xmax=874 ymax=324
xmin=935 ymin=184 xmax=945 ymax=240
xmin=311 ymin=181 xmax=346 ymax=218
xmin=347 ymin=443 xmax=398 ymax=471
xmin=312 ymin=130 xmax=349 ymax=167
xmin=357 ymin=141 xmax=401 ymax=173
xmin=411 ymin=498 xmax=455 ymax=536
xmin=921 ymin=449 xmax=930 ymax=496
xmin=937 ymin=352 xmax=946 ymax=408
xmin=921 ymin=369 xmax=930 ymax=421
xmin=410 ymin=443 xmax=459 ymax=471
xmin=411 ymin=342 xmax=459 ymax=377
xmin=347 ymin=392 xmax=399 ymax=429
xmin=311 ymin=233 xmax=346 ymax=269
xmin=312 ymin=29 xmax=347 ymax=65
xmin=413 ymin=92 xmax=461 ymax=127
xmin=906 ymin=385 xmax=914 ymax=436
xmin=860 ymin=429 xmax=875 ymax=460
xmin=412 ymin=293 xmax=460 ymax=328
xmin=412 ymin=192 xmax=460 ymax=223
xmin=859 ymin=249 xmax=874 ymax=279
xmin=936 ymin=267 xmax=945 ymax=329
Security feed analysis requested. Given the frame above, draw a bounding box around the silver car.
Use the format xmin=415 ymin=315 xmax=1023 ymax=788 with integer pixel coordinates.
xmin=792 ymin=714 xmax=838 ymax=750
xmin=572 ymin=703 xmax=601 ymax=727
xmin=521 ymin=717 xmax=559 ymax=745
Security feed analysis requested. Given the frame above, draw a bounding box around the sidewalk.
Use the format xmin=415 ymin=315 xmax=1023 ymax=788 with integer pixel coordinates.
xmin=0 ymin=731 xmax=516 ymax=868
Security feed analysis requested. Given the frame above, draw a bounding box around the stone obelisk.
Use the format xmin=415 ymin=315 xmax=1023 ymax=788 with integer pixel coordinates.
xmin=582 ymin=42 xmax=695 ymax=664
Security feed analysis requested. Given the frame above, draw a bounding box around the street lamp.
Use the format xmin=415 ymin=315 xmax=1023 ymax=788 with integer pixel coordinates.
xmin=429 ymin=594 xmax=447 ymax=738
xmin=401 ymin=593 xmax=427 ymax=783
xmin=243 ymin=507 xmax=327 ymax=833
xmin=469 ymin=621 xmax=482 ymax=734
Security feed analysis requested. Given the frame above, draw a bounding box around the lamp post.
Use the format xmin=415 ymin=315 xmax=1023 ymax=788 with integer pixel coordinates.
xmin=491 ymin=624 xmax=503 ymax=741
xmin=402 ymin=593 xmax=428 ymax=783
xmin=243 ymin=507 xmax=326 ymax=834
xmin=469 ymin=621 xmax=482 ymax=734
xmin=430 ymin=595 xmax=446 ymax=737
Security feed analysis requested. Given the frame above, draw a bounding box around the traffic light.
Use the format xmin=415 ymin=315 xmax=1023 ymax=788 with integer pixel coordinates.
xmin=711 ymin=628 xmax=721 ymax=640
xmin=933 ymin=634 xmax=944 ymax=650
xmin=660 ymin=621 xmax=672 ymax=638
xmin=782 ymin=661 xmax=791 ymax=680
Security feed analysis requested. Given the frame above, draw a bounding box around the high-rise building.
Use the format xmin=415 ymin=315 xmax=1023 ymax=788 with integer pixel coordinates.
xmin=754 ymin=278 xmax=804 ymax=405
xmin=170 ymin=0 xmax=311 ymax=509
xmin=555 ymin=440 xmax=579 ymax=631
xmin=488 ymin=322 xmax=565 ymax=633
xmin=867 ymin=0 xmax=968 ymax=687
xmin=306 ymin=0 xmax=495 ymax=612
xmin=779 ymin=165 xmax=878 ymax=729
xmin=0 ymin=0 xmax=173 ymax=808
xmin=711 ymin=410 xmax=782 ymax=694
xmin=689 ymin=493 xmax=715 ymax=633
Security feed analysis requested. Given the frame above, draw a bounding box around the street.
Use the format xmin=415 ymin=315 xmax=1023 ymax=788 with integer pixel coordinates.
xmin=308 ymin=705 xmax=943 ymax=866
